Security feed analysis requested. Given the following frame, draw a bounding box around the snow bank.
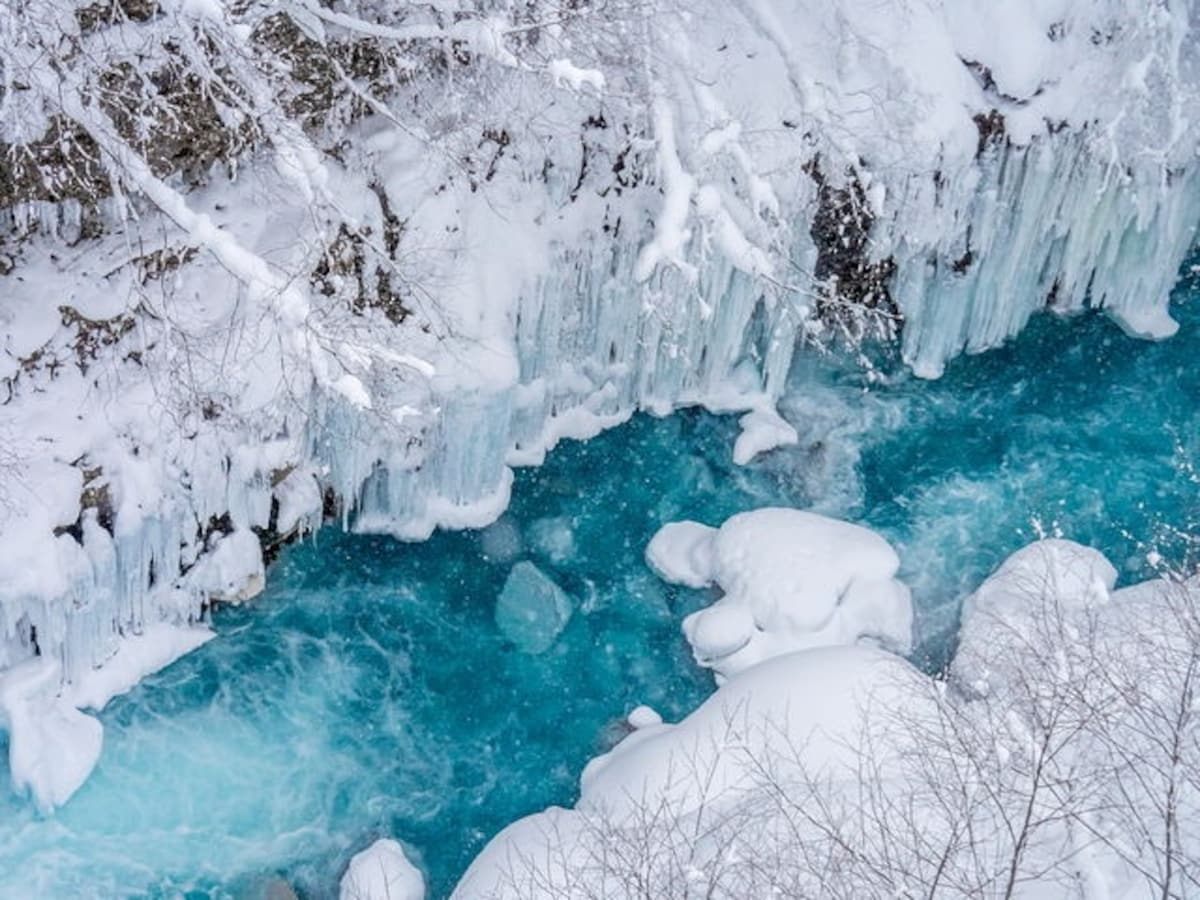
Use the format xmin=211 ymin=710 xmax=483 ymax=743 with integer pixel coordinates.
xmin=579 ymin=645 xmax=926 ymax=819
xmin=452 ymin=806 xmax=588 ymax=900
xmin=64 ymin=623 xmax=214 ymax=711
xmin=340 ymin=839 xmax=425 ymax=900
xmin=647 ymin=509 xmax=912 ymax=680
xmin=944 ymin=545 xmax=1200 ymax=895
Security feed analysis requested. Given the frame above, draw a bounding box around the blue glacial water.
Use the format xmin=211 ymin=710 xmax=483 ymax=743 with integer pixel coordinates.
xmin=0 ymin=266 xmax=1197 ymax=898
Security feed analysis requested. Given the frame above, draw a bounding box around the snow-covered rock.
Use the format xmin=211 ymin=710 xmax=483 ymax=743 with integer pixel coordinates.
xmin=479 ymin=516 xmax=523 ymax=564
xmin=273 ymin=465 xmax=324 ymax=536
xmin=454 ymin=646 xmax=933 ymax=898
xmin=647 ymin=509 xmax=913 ymax=680
xmin=580 ymin=645 xmax=926 ymax=819
xmin=644 ymin=521 xmax=716 ymax=589
xmin=183 ymin=528 xmax=266 ymax=604
xmin=732 ymin=407 xmax=799 ymax=465
xmin=952 ymin=539 xmax=1117 ymax=696
xmin=340 ymin=839 xmax=425 ymax=900
xmin=494 ymin=561 xmax=574 ymax=654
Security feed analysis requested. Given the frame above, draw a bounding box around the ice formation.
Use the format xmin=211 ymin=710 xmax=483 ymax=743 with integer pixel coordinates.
xmin=647 ymin=510 xmax=913 ymax=680
xmin=340 ymin=839 xmax=425 ymax=900
xmin=0 ymin=659 xmax=102 ymax=813
xmin=0 ymin=624 xmax=211 ymax=810
xmin=494 ymin=562 xmax=574 ymax=654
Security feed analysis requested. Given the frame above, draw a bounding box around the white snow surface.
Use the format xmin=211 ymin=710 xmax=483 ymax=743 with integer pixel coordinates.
xmin=64 ymin=623 xmax=214 ymax=712
xmin=952 ymin=539 xmax=1118 ymax=696
xmin=578 ymin=645 xmax=925 ymax=819
xmin=340 ymin=839 xmax=425 ymax=900
xmin=648 ymin=509 xmax=913 ymax=680
xmin=548 ymin=59 xmax=605 ymax=94
xmin=732 ymin=407 xmax=799 ymax=465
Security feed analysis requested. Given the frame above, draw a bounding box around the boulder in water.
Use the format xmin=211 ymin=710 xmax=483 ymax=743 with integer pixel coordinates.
xmin=495 ymin=561 xmax=573 ymax=654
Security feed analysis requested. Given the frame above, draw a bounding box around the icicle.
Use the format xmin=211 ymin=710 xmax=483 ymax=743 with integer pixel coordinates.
xmin=878 ymin=133 xmax=1200 ymax=377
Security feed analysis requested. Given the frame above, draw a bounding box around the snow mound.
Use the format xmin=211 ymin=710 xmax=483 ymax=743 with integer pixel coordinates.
xmin=454 ymin=646 xmax=932 ymax=898
xmin=495 ymin=561 xmax=574 ymax=654
xmin=645 ymin=521 xmax=716 ymax=589
xmin=647 ymin=509 xmax=912 ymax=679
xmin=340 ymin=839 xmax=425 ymax=900
xmin=183 ymin=528 xmax=266 ymax=604
xmin=952 ymin=539 xmax=1117 ymax=696
xmin=580 ymin=645 xmax=926 ymax=818
xmin=733 ymin=408 xmax=798 ymax=465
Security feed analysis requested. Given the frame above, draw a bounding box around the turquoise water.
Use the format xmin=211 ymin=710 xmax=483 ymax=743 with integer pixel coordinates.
xmin=0 ymin=266 xmax=1197 ymax=898
xmin=849 ymin=266 xmax=1200 ymax=660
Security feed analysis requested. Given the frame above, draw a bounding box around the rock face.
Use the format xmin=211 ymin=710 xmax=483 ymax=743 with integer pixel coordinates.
xmin=494 ymin=562 xmax=574 ymax=654
xmin=340 ymin=839 xmax=425 ymax=900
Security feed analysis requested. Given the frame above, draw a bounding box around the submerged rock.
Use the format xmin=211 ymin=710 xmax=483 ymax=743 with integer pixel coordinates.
xmin=479 ymin=515 xmax=523 ymax=563
xmin=261 ymin=877 xmax=299 ymax=900
xmin=495 ymin=561 xmax=574 ymax=654
xmin=527 ymin=516 xmax=576 ymax=565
